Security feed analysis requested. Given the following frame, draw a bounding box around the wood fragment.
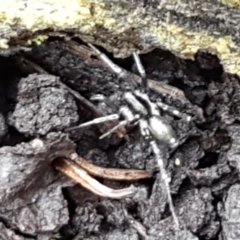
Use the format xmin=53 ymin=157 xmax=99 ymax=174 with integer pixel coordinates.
xmin=53 ymin=158 xmax=136 ymax=199
xmin=69 ymin=153 xmax=151 ymax=180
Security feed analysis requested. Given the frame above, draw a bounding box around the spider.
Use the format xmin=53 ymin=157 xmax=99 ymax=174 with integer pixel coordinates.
xmin=66 ymin=43 xmax=192 ymax=228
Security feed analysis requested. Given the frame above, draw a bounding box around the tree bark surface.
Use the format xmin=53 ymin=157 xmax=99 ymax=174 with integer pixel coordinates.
xmin=1 ymin=0 xmax=240 ymax=75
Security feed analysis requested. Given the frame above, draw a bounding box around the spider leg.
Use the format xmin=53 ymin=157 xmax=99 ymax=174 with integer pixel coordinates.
xmin=157 ymin=101 xmax=192 ymax=122
xmin=88 ymin=43 xmax=126 ymax=79
xmin=89 ymin=94 xmax=106 ymax=101
xmin=88 ymin=43 xmax=138 ymax=90
xmin=139 ymin=119 xmax=151 ymax=140
xmin=66 ymin=114 xmax=120 ymax=131
xmin=99 ymin=120 xmax=128 ymax=139
xmin=99 ymin=107 xmax=141 ymax=139
xmin=134 ymin=90 xmax=160 ymax=116
xmin=123 ymin=91 xmax=148 ymax=116
xmin=138 ymin=117 xmax=179 ymax=227
xmin=150 ymin=140 xmax=180 ymax=228
xmin=133 ymin=52 xmax=148 ymax=92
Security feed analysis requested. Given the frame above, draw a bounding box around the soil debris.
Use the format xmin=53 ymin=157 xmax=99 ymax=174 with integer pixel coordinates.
xmin=0 ymin=38 xmax=240 ymax=239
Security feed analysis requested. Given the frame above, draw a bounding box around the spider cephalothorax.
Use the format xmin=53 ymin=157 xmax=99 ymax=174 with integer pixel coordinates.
xmin=67 ymin=44 xmax=192 ymax=228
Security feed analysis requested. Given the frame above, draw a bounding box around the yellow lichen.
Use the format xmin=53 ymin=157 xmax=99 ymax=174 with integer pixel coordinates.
xmin=0 ymin=0 xmax=103 ymax=32
xmin=220 ymin=0 xmax=240 ymax=8
xmin=151 ymin=23 xmax=240 ymax=74
xmin=1 ymin=0 xmax=240 ymax=77
xmin=0 ymin=39 xmax=8 ymax=49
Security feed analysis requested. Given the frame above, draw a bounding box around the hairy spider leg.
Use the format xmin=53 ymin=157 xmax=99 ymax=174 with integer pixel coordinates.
xmin=138 ymin=110 xmax=180 ymax=228
xmin=133 ymin=52 xmax=148 ymax=92
xmin=90 ymin=94 xmax=106 ymax=101
xmin=99 ymin=120 xmax=128 ymax=139
xmin=139 ymin=118 xmax=151 ymax=139
xmin=150 ymin=141 xmax=180 ymax=228
xmin=66 ymin=114 xmax=120 ymax=131
xmin=88 ymin=43 xmax=137 ymax=90
xmin=88 ymin=43 xmax=126 ymax=78
xmin=123 ymin=91 xmax=148 ymax=116
xmin=98 ymin=91 xmax=149 ymax=140
xmin=134 ymin=90 xmax=159 ymax=115
xmin=99 ymin=104 xmax=141 ymax=139
xmin=157 ymin=101 xmax=192 ymax=122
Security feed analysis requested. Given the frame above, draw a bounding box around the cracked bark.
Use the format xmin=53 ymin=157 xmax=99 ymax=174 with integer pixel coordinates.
xmin=1 ymin=0 xmax=240 ymax=76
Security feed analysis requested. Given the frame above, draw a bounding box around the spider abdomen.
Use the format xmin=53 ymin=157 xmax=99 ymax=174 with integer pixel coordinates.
xmin=148 ymin=115 xmax=178 ymax=147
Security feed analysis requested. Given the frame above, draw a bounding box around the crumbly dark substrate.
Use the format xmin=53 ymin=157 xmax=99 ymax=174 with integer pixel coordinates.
xmin=0 ymin=39 xmax=239 ymax=240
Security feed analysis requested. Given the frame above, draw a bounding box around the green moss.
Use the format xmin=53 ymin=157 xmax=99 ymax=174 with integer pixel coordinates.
xmin=27 ymin=35 xmax=49 ymax=45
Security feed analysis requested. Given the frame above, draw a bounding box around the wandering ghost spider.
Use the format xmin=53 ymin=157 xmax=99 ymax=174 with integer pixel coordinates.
xmin=65 ymin=43 xmax=192 ymax=228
